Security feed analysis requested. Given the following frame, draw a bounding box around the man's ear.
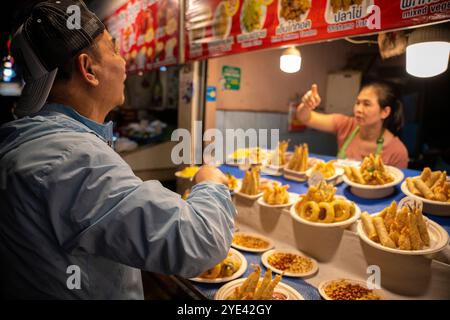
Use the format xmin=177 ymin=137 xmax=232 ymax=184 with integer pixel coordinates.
xmin=77 ymin=53 xmax=99 ymax=87
xmin=381 ymin=106 xmax=391 ymax=120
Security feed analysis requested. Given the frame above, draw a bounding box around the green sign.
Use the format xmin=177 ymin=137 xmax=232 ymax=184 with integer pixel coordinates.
xmin=222 ymin=66 xmax=241 ymax=90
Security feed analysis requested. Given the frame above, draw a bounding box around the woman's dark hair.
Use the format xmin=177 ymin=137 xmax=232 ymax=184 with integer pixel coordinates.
xmin=361 ymin=81 xmax=404 ymax=136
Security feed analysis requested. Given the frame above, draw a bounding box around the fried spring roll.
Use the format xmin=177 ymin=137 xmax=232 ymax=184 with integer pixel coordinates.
xmin=361 ymin=212 xmax=379 ymax=242
xmin=426 ymin=171 xmax=441 ymax=188
xmin=351 ymin=166 xmax=365 ymax=184
xmin=373 ymin=216 xmax=396 ymax=248
xmin=420 ymin=167 xmax=432 ymax=183
xmin=406 ymin=178 xmax=422 ymax=196
xmin=414 ymin=178 xmax=434 ymax=200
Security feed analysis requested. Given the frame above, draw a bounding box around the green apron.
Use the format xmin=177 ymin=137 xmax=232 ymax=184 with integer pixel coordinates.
xmin=337 ymin=126 xmax=385 ymax=159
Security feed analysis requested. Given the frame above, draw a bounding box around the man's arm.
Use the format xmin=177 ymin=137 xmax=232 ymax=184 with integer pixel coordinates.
xmin=44 ymin=137 xmax=236 ymax=278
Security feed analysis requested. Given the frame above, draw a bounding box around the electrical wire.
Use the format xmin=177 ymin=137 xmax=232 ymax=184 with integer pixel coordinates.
xmin=344 ymin=37 xmax=378 ymax=44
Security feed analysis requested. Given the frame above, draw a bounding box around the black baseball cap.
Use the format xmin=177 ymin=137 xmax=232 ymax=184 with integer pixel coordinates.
xmin=12 ymin=0 xmax=105 ymax=117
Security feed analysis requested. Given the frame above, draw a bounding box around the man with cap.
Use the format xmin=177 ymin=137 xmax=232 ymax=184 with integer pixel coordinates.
xmin=0 ymin=0 xmax=236 ymax=299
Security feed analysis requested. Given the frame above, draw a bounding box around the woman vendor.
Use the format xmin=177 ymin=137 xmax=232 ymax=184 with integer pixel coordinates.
xmin=296 ymin=82 xmax=409 ymax=168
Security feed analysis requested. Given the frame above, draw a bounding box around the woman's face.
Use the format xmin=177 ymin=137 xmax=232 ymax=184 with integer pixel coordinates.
xmin=353 ymin=86 xmax=390 ymax=128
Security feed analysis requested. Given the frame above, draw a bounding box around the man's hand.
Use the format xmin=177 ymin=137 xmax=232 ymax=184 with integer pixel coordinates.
xmin=296 ymin=84 xmax=321 ymax=123
xmin=193 ymin=165 xmax=228 ymax=185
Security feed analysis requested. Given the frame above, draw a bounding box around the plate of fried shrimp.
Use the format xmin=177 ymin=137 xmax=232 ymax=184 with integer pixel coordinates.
xmin=215 ymin=265 xmax=304 ymax=300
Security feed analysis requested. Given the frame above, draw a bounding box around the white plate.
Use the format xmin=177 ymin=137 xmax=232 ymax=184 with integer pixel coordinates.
xmin=261 ymin=165 xmax=284 ymax=176
xmin=240 ymin=0 xmax=267 ymax=34
xmin=257 ymin=192 xmax=298 ymax=208
xmin=356 ymin=213 xmax=449 ymax=256
xmin=324 ymin=0 xmax=374 ymax=24
xmin=401 ymin=180 xmax=450 ymax=216
xmin=306 ymin=166 xmax=344 ymax=185
xmin=231 ymin=231 xmax=275 ymax=253
xmin=235 ymin=191 xmax=264 ymax=200
xmin=190 ymin=248 xmax=248 ymax=283
xmin=261 ymin=249 xmax=318 ymax=277
xmin=214 ymin=277 xmax=304 ymax=300
xmin=318 ymin=278 xmax=385 ymax=300
xmin=278 ymin=0 xmax=311 ymax=25
xmin=290 ymin=195 xmax=361 ymax=228
xmin=283 ymin=158 xmax=324 ymax=182
xmin=343 ymin=166 xmax=404 ymax=199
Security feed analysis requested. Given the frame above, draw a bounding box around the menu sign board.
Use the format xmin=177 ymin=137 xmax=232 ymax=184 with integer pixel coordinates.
xmin=185 ymin=0 xmax=450 ymax=61
xmin=104 ymin=0 xmax=179 ymax=73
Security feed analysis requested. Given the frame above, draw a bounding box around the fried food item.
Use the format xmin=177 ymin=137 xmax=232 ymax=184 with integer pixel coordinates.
xmin=363 ymin=201 xmax=431 ymax=251
xmin=332 ymin=199 xmax=354 ymax=222
xmin=344 ymin=154 xmax=394 ymax=185
xmin=330 ymin=0 xmax=364 ymax=13
xmin=373 ymin=216 xmax=396 ymax=249
xmin=414 ymin=178 xmax=434 ymax=200
xmin=262 ymin=184 xmax=290 ymax=205
xmin=280 ymin=0 xmax=311 ymax=21
xmin=226 ymin=173 xmax=238 ymax=190
xmin=287 ymin=144 xmax=309 ymax=172
xmin=233 ymin=234 xmax=270 ymax=249
xmin=317 ymin=202 xmax=335 ymax=223
xmin=295 ymin=181 xmax=355 ymax=223
xmin=267 ymin=252 xmax=314 ymax=274
xmin=242 ymin=0 xmax=263 ymax=32
xmin=177 ymin=166 xmax=199 ymax=178
xmin=361 ymin=212 xmax=379 ymax=242
xmin=240 ymin=166 xmax=261 ymax=195
xmin=406 ymin=168 xmax=450 ymax=202
xmin=253 ymin=269 xmax=272 ymax=299
xmin=311 ymin=160 xmax=336 ymax=179
xmin=228 ymin=264 xmax=261 ymax=300
xmin=199 ymin=251 xmax=242 ymax=279
xmin=324 ymin=280 xmax=381 ymax=300
xmin=300 ymin=201 xmax=320 ymax=222
xmin=228 ymin=267 xmax=283 ymax=300
xmin=182 ymin=188 xmax=191 ymax=200
xmin=269 ymin=140 xmax=289 ymax=166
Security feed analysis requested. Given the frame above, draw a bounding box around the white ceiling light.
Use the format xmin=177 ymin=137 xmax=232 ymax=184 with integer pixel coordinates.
xmin=280 ymin=46 xmax=301 ymax=73
xmin=406 ymin=25 xmax=450 ymax=78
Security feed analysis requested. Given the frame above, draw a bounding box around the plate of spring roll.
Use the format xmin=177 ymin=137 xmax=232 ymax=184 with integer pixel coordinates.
xmin=342 ymin=154 xmax=404 ymax=199
xmin=401 ymin=167 xmax=450 ymax=216
xmin=357 ymin=199 xmax=449 ymax=255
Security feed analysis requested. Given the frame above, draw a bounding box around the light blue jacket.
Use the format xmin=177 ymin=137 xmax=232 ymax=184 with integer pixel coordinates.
xmin=0 ymin=104 xmax=236 ymax=299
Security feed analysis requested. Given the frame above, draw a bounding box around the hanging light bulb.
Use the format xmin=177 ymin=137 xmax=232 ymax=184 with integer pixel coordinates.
xmin=280 ymin=46 xmax=301 ymax=73
xmin=406 ymin=25 xmax=450 ymax=78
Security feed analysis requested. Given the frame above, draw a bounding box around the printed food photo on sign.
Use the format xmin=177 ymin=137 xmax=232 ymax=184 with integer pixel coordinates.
xmin=240 ymin=0 xmax=271 ymax=33
xmin=213 ymin=1 xmax=233 ymax=39
xmin=325 ymin=0 xmax=374 ymax=24
xmin=278 ymin=0 xmax=311 ymax=24
xmin=187 ymin=4 xmax=212 ymax=44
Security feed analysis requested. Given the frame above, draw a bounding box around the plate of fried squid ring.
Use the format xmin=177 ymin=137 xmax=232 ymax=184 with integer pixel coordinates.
xmin=290 ymin=195 xmax=361 ymax=228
